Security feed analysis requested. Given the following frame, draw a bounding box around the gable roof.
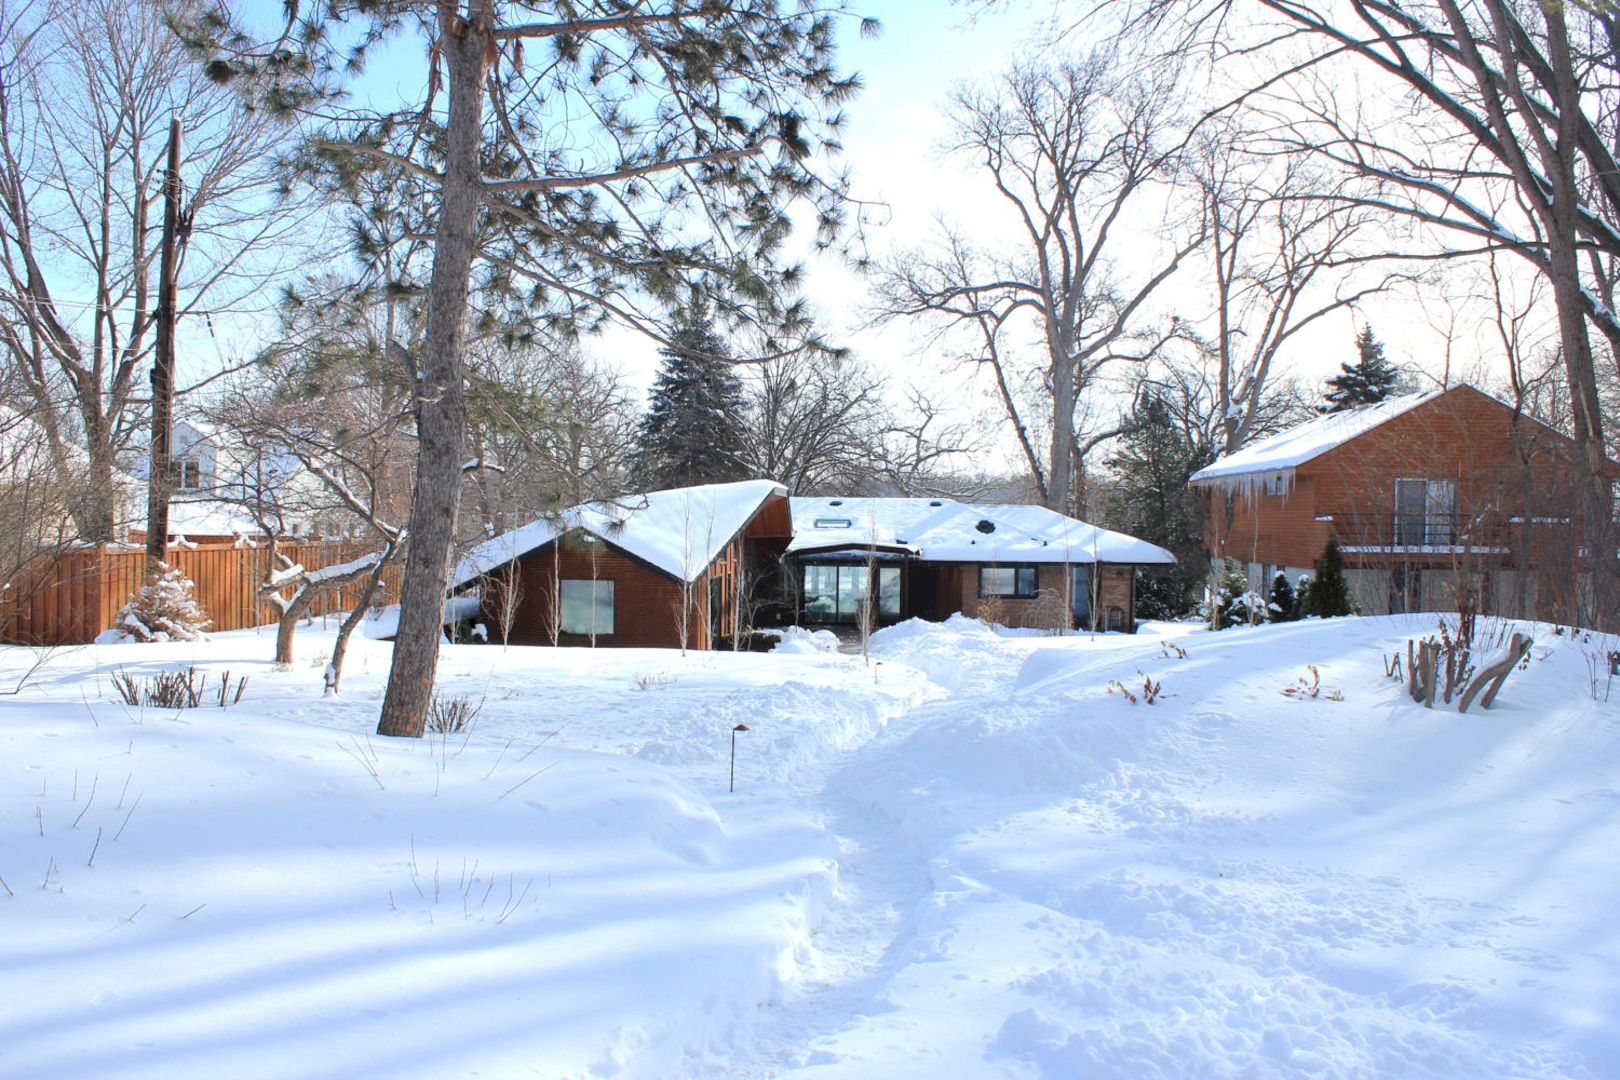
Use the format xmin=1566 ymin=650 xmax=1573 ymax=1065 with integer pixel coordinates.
xmin=786 ymin=496 xmax=1176 ymax=565
xmin=452 ymin=479 xmax=788 ymax=588
xmin=1189 ymin=388 xmax=1449 ymax=490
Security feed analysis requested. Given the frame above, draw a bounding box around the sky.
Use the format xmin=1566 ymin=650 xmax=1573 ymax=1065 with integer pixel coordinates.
xmin=179 ymin=0 xmax=1540 ymax=463
xmin=588 ymin=0 xmax=1511 ymax=432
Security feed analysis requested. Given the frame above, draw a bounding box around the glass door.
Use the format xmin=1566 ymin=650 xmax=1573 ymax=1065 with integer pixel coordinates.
xmin=1071 ymin=566 xmax=1092 ymax=629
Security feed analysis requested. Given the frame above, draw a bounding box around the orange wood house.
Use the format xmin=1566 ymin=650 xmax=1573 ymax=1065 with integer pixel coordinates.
xmin=1190 ymin=384 xmax=1617 ymax=623
xmin=451 ymin=480 xmax=793 ymax=649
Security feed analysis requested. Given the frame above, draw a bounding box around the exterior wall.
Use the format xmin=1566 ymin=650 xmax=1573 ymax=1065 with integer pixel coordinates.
xmin=492 ymin=543 xmax=693 ymax=649
xmin=1204 ymin=387 xmax=1589 ymax=572
xmin=952 ymin=562 xmax=1138 ymax=632
xmin=487 ymin=534 xmax=752 ymax=650
xmin=1200 ymin=386 xmax=1608 ymax=623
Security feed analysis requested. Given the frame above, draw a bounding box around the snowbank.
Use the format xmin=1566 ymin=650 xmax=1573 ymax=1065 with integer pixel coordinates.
xmin=4 ymin=614 xmax=1619 ymax=1076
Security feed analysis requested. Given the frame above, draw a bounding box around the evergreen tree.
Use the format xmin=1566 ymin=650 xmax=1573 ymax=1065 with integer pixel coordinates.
xmin=1105 ymin=391 xmax=1214 ymax=619
xmin=1267 ymin=570 xmax=1297 ymax=623
xmin=1210 ymin=560 xmax=1253 ymax=630
xmin=1301 ymin=539 xmax=1353 ymax=617
xmin=632 ymin=319 xmax=749 ymax=490
xmin=1321 ymin=327 xmax=1404 ymax=413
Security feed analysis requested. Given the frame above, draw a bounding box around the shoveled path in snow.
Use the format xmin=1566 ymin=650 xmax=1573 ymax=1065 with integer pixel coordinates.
xmin=709 ymin=625 xmax=1156 ymax=1077
xmin=717 ymin=618 xmax=1617 ymax=1077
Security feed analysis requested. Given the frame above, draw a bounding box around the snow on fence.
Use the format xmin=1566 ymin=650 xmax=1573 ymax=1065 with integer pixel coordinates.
xmin=0 ymin=541 xmax=401 ymax=646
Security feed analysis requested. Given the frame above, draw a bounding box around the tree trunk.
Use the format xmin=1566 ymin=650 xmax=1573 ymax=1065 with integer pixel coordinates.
xmin=81 ymin=429 xmax=118 ymax=544
xmin=376 ymin=4 xmax=489 ymax=739
xmin=329 ymin=559 xmax=389 ymax=695
xmin=274 ymin=589 xmax=315 ymax=667
xmin=146 ymin=117 xmax=183 ymax=572
xmin=1048 ymin=350 xmax=1076 ymax=514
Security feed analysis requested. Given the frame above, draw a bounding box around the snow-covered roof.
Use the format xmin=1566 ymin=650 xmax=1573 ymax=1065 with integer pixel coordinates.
xmin=786 ymin=497 xmax=1176 ymax=565
xmin=453 ymin=479 xmax=788 ymax=587
xmin=1189 ymin=389 xmax=1444 ymax=490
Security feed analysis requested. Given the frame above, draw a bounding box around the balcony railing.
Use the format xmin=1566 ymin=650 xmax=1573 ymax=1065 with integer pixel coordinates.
xmin=1316 ymin=512 xmax=1542 ymax=551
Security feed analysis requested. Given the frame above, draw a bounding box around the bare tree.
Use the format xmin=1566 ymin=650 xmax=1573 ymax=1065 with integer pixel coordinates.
xmin=1188 ymin=124 xmax=1406 ymax=455
xmin=464 ymin=340 xmax=636 ymax=531
xmin=874 ymin=52 xmax=1201 ymax=513
xmin=737 ymin=345 xmax=886 ymax=493
xmin=0 ymin=0 xmax=305 ymax=542
xmin=1106 ymin=0 xmax=1620 ymax=603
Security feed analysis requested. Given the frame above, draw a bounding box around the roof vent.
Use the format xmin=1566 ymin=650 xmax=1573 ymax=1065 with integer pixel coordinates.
xmin=929 ymin=500 xmax=943 ymax=507
xmin=829 ymin=499 xmax=844 ymax=506
xmin=975 ymin=519 xmax=996 ymax=534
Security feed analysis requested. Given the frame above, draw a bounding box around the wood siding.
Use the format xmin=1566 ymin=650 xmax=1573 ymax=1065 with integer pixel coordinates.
xmin=479 ymin=492 xmax=790 ymax=650
xmin=1198 ymin=385 xmax=1615 ymax=623
xmin=1204 ymin=387 xmax=1593 ymax=571
xmin=486 ymin=535 xmax=751 ymax=650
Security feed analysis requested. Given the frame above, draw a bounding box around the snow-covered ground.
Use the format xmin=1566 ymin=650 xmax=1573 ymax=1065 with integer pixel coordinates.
xmin=3 ymin=613 xmax=1617 ymax=1077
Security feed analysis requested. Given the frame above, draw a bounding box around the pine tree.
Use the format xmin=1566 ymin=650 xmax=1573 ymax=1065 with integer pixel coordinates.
xmin=1267 ymin=570 xmax=1297 ymax=623
xmin=1301 ymin=539 xmax=1353 ymax=617
xmin=1105 ymin=391 xmax=1214 ymax=619
xmin=632 ymin=318 xmax=749 ymax=490
xmin=1321 ymin=327 xmax=1404 ymax=413
xmin=1211 ymin=560 xmax=1253 ymax=630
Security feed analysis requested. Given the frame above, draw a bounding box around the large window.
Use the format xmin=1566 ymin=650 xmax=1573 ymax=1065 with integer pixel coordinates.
xmin=1394 ymin=478 xmax=1457 ymax=545
xmin=801 ymin=563 xmax=902 ymax=623
xmin=559 ymin=579 xmax=614 ymax=635
xmin=979 ymin=565 xmax=1038 ymax=598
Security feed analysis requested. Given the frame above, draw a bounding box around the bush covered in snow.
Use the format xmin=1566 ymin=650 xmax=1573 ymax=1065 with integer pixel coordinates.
xmin=1206 ymin=560 xmax=1261 ymax=630
xmin=100 ymin=563 xmax=211 ymax=643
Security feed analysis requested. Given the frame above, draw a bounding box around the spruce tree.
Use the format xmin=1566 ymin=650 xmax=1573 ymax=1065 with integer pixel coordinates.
xmin=1301 ymin=538 xmax=1353 ymax=617
xmin=1212 ymin=560 xmax=1252 ymax=630
xmin=1321 ymin=327 xmax=1404 ymax=413
xmin=1105 ymin=391 xmax=1213 ymax=618
xmin=632 ymin=318 xmax=749 ymax=490
xmin=1267 ymin=570 xmax=1297 ymax=623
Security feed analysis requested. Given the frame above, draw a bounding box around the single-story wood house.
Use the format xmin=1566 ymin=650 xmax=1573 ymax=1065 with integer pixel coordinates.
xmin=451 ymin=479 xmax=794 ymax=649
xmin=785 ymin=496 xmax=1176 ymax=634
xmin=454 ymin=481 xmax=1177 ymax=648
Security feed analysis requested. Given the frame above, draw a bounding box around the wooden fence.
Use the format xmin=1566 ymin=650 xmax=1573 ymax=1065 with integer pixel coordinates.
xmin=0 ymin=541 xmax=401 ymax=646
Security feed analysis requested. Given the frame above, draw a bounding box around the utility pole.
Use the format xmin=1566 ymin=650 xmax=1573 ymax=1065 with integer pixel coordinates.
xmin=145 ymin=117 xmax=182 ymax=573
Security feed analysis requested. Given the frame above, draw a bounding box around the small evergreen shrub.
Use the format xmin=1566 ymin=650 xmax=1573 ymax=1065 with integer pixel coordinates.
xmin=1301 ymin=539 xmax=1353 ymax=617
xmin=106 ymin=563 xmax=211 ymax=643
xmin=1208 ymin=560 xmax=1257 ymax=630
xmin=1267 ymin=571 xmax=1297 ymax=623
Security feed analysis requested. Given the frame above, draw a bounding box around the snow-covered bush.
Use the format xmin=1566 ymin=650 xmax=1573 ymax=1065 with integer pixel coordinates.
xmin=1205 ymin=560 xmax=1258 ymax=630
xmin=1267 ymin=571 xmax=1298 ymax=623
xmin=101 ymin=563 xmax=211 ymax=643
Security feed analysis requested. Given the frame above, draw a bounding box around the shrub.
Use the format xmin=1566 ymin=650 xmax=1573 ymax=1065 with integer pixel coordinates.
xmin=107 ymin=563 xmax=211 ymax=643
xmin=111 ymin=667 xmax=247 ymax=709
xmin=1267 ymin=571 xmax=1297 ymax=623
xmin=1208 ymin=560 xmax=1255 ymax=630
xmin=427 ymin=692 xmax=481 ymax=733
xmin=1301 ymin=539 xmax=1353 ymax=617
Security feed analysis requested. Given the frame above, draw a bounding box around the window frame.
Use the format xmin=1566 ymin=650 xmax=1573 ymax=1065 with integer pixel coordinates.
xmin=558 ymin=578 xmax=615 ymax=636
xmin=175 ymin=457 xmax=203 ymax=490
xmin=978 ymin=564 xmax=1039 ymax=599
